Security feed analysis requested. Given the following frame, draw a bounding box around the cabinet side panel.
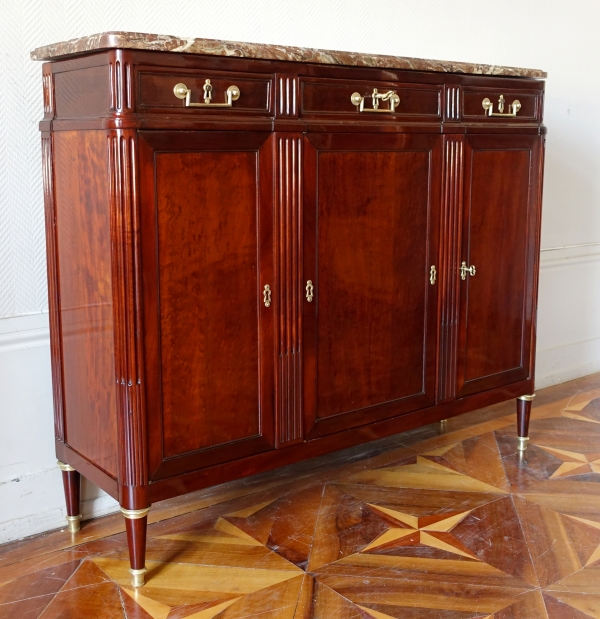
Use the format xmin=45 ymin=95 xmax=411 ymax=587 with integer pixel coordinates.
xmin=53 ymin=131 xmax=118 ymax=477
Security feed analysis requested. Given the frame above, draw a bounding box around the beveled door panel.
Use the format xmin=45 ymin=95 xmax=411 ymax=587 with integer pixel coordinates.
xmin=303 ymin=133 xmax=441 ymax=439
xmin=456 ymin=134 xmax=542 ymax=397
xmin=139 ymin=131 xmax=275 ymax=480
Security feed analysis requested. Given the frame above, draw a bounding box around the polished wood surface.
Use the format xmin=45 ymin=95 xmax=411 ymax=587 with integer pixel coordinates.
xmin=518 ymin=397 xmax=533 ymax=438
xmin=457 ymin=134 xmax=541 ymax=398
xmin=61 ymin=469 xmax=80 ymax=518
xmin=303 ymin=133 xmax=440 ymax=438
xmin=138 ymin=68 xmax=273 ymax=114
xmin=462 ymin=87 xmax=541 ymax=122
xmin=53 ymin=131 xmax=119 ymax=478
xmin=274 ymin=134 xmax=304 ymax=447
xmin=1 ymin=376 xmax=599 ymax=618
xmin=138 ymin=131 xmax=275 ymax=480
xmin=39 ymin=48 xmax=546 ymax=131
xmin=437 ymin=136 xmax=464 ymax=402
xmin=125 ymin=516 xmax=148 ymax=572
xmin=300 ymin=78 xmax=442 ymax=120
xmin=38 ymin=46 xmax=546 ymax=585
xmin=157 ymin=149 xmax=262 ymax=455
xmin=54 ymin=66 xmax=111 ymax=118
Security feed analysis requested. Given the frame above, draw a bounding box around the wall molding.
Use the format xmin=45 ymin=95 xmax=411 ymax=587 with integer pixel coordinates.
xmin=540 ymin=244 xmax=600 ymax=267
xmin=0 ymin=326 xmax=49 ymax=353
xmin=536 ymin=356 xmax=600 ymax=390
xmin=0 ymin=312 xmax=50 ymax=353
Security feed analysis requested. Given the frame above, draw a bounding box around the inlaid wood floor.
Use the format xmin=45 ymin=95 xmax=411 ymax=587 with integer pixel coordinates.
xmin=2 ymin=374 xmax=600 ymax=618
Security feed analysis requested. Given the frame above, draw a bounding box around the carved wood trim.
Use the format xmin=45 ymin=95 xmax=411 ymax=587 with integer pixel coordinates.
xmin=109 ymin=50 xmax=133 ymax=113
xmin=42 ymin=64 xmax=55 ymax=118
xmin=275 ymin=135 xmax=303 ymax=446
xmin=277 ymin=76 xmax=298 ymax=117
xmin=438 ymin=136 xmax=464 ymax=401
xmin=527 ymin=135 xmax=546 ymax=380
xmin=108 ymin=130 xmax=147 ymax=489
xmin=445 ymin=85 xmax=461 ymax=121
xmin=42 ymin=134 xmax=65 ymax=441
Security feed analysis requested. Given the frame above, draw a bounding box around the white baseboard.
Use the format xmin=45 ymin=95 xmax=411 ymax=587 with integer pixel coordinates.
xmin=0 ymin=312 xmax=119 ymax=545
xmin=0 ymin=311 xmax=50 ymax=353
xmin=535 ymin=359 xmax=600 ymax=390
xmin=535 ymin=337 xmax=600 ymax=389
xmin=0 ymin=465 xmax=119 ymax=544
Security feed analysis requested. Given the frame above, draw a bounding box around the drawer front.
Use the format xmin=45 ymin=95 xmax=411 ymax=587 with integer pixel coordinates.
xmin=462 ymin=88 xmax=541 ymax=122
xmin=300 ymin=78 xmax=441 ymax=120
xmin=137 ymin=68 xmax=274 ymax=115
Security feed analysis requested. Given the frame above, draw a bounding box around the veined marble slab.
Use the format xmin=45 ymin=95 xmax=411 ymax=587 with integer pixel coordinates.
xmin=30 ymin=31 xmax=546 ymax=78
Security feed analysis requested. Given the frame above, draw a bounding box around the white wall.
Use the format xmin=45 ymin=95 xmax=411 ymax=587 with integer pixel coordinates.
xmin=1 ymin=0 xmax=599 ymax=543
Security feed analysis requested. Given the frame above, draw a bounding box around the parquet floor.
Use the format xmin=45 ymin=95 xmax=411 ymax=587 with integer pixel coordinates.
xmin=2 ymin=374 xmax=600 ymax=618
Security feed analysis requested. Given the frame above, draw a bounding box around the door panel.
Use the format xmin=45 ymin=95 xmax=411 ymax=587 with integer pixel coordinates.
xmin=303 ymin=133 xmax=441 ymax=439
xmin=456 ymin=134 xmax=541 ymax=397
xmin=139 ymin=132 xmax=275 ymax=480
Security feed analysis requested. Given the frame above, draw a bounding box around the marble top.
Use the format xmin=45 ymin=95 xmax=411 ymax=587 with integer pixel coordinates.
xmin=30 ymin=32 xmax=546 ymax=79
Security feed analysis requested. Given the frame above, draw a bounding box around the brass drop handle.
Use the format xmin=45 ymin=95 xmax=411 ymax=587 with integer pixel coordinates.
xmin=460 ymin=261 xmax=476 ymax=280
xmin=351 ymin=88 xmax=400 ymax=113
xmin=306 ymin=280 xmax=314 ymax=302
xmin=263 ymin=285 xmax=272 ymax=307
xmin=173 ymin=79 xmax=241 ymax=108
xmin=430 ymin=266 xmax=437 ymax=285
xmin=482 ymin=94 xmax=521 ymax=117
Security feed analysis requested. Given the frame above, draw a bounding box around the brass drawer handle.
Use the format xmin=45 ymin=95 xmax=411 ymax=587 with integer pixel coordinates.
xmin=263 ymin=285 xmax=272 ymax=307
xmin=306 ymin=280 xmax=314 ymax=302
xmin=482 ymin=95 xmax=521 ymax=117
xmin=460 ymin=261 xmax=476 ymax=280
xmin=430 ymin=266 xmax=437 ymax=285
xmin=351 ymin=88 xmax=400 ymax=113
xmin=173 ymin=79 xmax=240 ymax=108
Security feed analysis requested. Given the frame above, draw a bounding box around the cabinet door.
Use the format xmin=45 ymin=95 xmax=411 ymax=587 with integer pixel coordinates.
xmin=303 ymin=133 xmax=442 ymax=439
xmin=139 ymin=132 xmax=275 ymax=480
xmin=456 ymin=134 xmax=542 ymax=398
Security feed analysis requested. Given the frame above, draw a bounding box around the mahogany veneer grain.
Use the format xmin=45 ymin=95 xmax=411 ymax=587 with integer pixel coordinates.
xmin=34 ymin=41 xmax=546 ymax=588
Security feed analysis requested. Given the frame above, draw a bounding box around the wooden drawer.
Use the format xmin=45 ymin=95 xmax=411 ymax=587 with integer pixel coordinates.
xmin=300 ymin=78 xmax=441 ymax=120
xmin=462 ymin=87 xmax=541 ymax=122
xmin=137 ymin=68 xmax=274 ymax=115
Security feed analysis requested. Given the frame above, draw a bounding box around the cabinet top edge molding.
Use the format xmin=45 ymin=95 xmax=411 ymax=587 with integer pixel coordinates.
xmin=30 ymin=31 xmax=547 ymax=79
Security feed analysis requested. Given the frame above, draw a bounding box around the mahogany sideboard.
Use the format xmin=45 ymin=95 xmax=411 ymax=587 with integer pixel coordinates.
xmin=32 ymin=33 xmax=546 ymax=588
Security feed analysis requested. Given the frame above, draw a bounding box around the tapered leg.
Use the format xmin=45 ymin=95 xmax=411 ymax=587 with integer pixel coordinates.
xmin=121 ymin=507 xmax=150 ymax=587
xmin=57 ymin=460 xmax=81 ymax=533
xmin=516 ymin=394 xmax=535 ymax=451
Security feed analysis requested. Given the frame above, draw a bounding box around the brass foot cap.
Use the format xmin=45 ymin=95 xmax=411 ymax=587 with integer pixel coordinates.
xmin=120 ymin=506 xmax=150 ymax=520
xmin=57 ymin=460 xmax=76 ymax=472
xmin=517 ymin=436 xmax=529 ymax=451
xmin=66 ymin=515 xmax=82 ymax=533
xmin=518 ymin=394 xmax=536 ymax=402
xmin=130 ymin=567 xmax=147 ymax=588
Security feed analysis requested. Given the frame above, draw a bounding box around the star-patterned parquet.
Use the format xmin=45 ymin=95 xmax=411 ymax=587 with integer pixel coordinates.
xmin=2 ymin=377 xmax=600 ymax=618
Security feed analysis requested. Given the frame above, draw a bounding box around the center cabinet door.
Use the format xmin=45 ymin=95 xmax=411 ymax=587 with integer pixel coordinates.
xmin=303 ymin=133 xmax=442 ymax=439
xmin=139 ymin=132 xmax=275 ymax=481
